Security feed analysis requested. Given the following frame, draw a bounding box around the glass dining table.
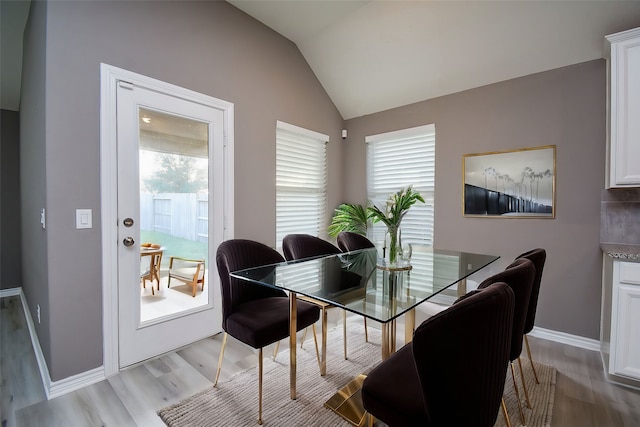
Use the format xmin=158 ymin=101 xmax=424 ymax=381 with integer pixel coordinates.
xmin=231 ymin=246 xmax=499 ymax=425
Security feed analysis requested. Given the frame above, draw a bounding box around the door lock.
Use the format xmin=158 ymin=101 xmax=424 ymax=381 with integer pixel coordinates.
xmin=123 ymin=217 xmax=134 ymax=227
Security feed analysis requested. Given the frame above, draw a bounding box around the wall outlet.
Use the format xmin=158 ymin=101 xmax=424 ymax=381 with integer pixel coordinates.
xmin=37 ymin=304 xmax=41 ymax=324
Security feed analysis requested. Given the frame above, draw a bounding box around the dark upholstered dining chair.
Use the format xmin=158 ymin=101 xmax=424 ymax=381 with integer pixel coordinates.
xmin=282 ymin=233 xmax=369 ymax=369
xmin=477 ymin=257 xmax=535 ymax=426
xmin=214 ymin=239 xmax=321 ymax=425
xmin=336 ymin=231 xmax=375 ymax=252
xmin=361 ymin=282 xmax=515 ymax=427
xmin=516 ymin=248 xmax=546 ymax=384
xmin=336 ymin=231 xmax=374 ymax=340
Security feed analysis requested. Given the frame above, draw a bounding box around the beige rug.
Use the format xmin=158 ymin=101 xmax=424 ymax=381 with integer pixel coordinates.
xmin=159 ymin=320 xmax=555 ymax=426
xmin=496 ymin=357 xmax=556 ymax=427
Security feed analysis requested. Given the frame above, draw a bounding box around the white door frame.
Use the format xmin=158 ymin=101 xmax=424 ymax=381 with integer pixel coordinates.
xmin=100 ymin=63 xmax=234 ymax=376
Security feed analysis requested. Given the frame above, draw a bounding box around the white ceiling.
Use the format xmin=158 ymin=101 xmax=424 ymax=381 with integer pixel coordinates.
xmin=228 ymin=0 xmax=640 ymax=119
xmin=2 ymin=1 xmax=640 ymax=118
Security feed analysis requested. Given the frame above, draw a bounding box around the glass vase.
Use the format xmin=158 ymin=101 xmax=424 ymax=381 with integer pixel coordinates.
xmin=386 ymin=225 xmax=402 ymax=265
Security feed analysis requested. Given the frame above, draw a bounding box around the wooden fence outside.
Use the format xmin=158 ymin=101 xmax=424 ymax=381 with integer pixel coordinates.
xmin=140 ymin=192 xmax=208 ymax=242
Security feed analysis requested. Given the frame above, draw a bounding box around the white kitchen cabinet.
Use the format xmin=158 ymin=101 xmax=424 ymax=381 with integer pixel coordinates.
xmin=610 ymin=260 xmax=640 ymax=379
xmin=606 ymin=27 xmax=640 ymax=188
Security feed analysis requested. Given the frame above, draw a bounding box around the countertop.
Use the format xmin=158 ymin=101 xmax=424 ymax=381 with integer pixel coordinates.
xmin=601 ymin=243 xmax=640 ymax=262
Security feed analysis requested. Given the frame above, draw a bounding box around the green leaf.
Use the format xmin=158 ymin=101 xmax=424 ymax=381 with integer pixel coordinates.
xmin=328 ymin=203 xmax=369 ymax=237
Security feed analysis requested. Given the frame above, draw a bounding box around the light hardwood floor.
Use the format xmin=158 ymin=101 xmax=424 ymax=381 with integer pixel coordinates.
xmin=2 ymin=294 xmax=640 ymax=426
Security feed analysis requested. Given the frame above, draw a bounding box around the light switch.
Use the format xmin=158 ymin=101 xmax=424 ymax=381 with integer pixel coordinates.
xmin=76 ymin=209 xmax=92 ymax=229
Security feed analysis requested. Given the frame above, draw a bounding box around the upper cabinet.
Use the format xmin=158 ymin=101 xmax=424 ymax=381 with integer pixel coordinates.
xmin=606 ymin=28 xmax=640 ymax=188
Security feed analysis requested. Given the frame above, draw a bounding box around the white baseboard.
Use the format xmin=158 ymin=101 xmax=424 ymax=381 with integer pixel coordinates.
xmin=2 ymin=286 xmax=601 ymax=398
xmin=529 ymin=326 xmax=601 ymax=351
xmin=48 ymin=366 xmax=106 ymax=399
xmin=1 ymin=287 xmax=106 ymax=399
xmin=0 ymin=287 xmax=21 ymax=297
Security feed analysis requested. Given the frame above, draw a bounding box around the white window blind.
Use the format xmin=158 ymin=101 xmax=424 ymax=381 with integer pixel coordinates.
xmin=276 ymin=121 xmax=328 ymax=249
xmin=366 ymin=124 xmax=436 ymax=250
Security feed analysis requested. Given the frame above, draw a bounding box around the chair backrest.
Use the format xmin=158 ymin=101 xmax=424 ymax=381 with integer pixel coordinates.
xmin=516 ymin=248 xmax=546 ymax=334
xmin=216 ymin=239 xmax=287 ymax=329
xmin=282 ymin=233 xmax=341 ymax=261
xmin=336 ymin=231 xmax=375 ymax=252
xmin=412 ymin=282 xmax=515 ymax=427
xmin=478 ymin=258 xmax=535 ymax=362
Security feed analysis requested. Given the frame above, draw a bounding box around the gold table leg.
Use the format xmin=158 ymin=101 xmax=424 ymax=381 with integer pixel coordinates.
xmin=390 ymin=319 xmax=396 ymax=354
xmin=404 ymin=308 xmax=415 ymax=344
xmin=324 ymin=374 xmax=369 ymax=427
xmin=326 ymin=311 xmax=411 ymax=426
xmin=457 ymin=277 xmax=467 ymax=297
xmin=381 ymin=323 xmax=390 ymax=360
xmin=289 ymin=292 xmax=297 ymax=400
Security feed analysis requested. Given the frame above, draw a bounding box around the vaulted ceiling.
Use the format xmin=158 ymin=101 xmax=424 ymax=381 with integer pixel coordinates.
xmin=228 ymin=0 xmax=640 ymax=119
xmin=3 ymin=1 xmax=640 ymax=118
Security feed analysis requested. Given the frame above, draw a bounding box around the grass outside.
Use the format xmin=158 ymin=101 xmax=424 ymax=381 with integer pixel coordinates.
xmin=140 ymin=230 xmax=208 ymax=268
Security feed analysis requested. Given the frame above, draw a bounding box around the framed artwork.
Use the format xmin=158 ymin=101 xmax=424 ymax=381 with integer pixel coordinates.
xmin=463 ymin=145 xmax=556 ymax=218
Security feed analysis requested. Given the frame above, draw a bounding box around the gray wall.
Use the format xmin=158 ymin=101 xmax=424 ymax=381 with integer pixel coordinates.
xmin=21 ymin=0 xmax=51 ymax=369
xmin=22 ymin=0 xmax=343 ymax=381
xmin=344 ymin=60 xmax=606 ymax=340
xmin=18 ymin=0 xmax=618 ymax=382
xmin=1 ymin=110 xmax=22 ymax=289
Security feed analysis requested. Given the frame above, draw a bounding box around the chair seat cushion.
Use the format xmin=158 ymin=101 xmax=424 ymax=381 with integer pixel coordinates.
xmin=362 ymin=343 xmax=428 ymax=426
xmin=170 ymin=267 xmax=202 ymax=281
xmin=226 ymin=297 xmax=320 ymax=349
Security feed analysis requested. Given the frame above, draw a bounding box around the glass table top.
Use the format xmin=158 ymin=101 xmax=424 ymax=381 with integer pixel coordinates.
xmin=230 ymin=247 xmax=500 ymax=324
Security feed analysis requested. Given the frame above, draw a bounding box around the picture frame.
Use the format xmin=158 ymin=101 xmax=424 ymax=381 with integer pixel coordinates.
xmin=463 ymin=145 xmax=556 ymax=218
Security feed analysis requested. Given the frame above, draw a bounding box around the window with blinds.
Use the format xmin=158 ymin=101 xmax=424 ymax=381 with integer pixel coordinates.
xmin=276 ymin=121 xmax=328 ymax=249
xmin=366 ymin=124 xmax=436 ymax=250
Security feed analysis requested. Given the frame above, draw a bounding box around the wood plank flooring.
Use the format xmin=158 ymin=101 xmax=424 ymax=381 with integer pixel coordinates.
xmin=2 ymin=294 xmax=640 ymax=426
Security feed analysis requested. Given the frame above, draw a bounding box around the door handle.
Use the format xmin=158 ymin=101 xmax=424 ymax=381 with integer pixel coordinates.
xmin=123 ymin=237 xmax=135 ymax=247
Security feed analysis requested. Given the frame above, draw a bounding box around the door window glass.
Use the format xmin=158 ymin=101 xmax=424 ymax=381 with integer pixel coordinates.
xmin=138 ymin=107 xmax=209 ymax=322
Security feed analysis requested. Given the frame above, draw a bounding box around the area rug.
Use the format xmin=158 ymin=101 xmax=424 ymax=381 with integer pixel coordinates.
xmin=158 ymin=320 xmax=555 ymax=427
xmin=495 ymin=357 xmax=556 ymax=427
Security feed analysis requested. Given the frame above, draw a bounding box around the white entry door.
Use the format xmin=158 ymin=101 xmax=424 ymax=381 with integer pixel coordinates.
xmin=114 ymin=74 xmax=227 ymax=367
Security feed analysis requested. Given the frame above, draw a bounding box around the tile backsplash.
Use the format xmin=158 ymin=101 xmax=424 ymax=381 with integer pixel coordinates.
xmin=601 ymin=189 xmax=640 ymax=245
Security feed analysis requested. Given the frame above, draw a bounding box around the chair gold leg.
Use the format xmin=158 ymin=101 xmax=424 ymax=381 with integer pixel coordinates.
xmin=311 ymin=323 xmax=322 ymax=375
xmin=258 ymin=348 xmax=263 ymax=425
xmin=272 ymin=341 xmax=280 ymax=360
xmin=320 ymin=306 xmax=327 ymax=375
xmin=501 ymin=398 xmax=512 ymax=427
xmin=367 ymin=412 xmax=374 ymax=427
xmin=518 ymin=357 xmax=532 ymax=409
xmin=510 ymin=362 xmax=526 ymax=425
xmin=343 ymin=309 xmax=348 ymax=360
xmin=524 ymin=334 xmax=540 ymax=384
xmin=300 ymin=327 xmax=308 ymax=349
xmin=213 ymin=332 xmax=228 ymax=387
xmin=364 ymin=317 xmax=369 ymax=342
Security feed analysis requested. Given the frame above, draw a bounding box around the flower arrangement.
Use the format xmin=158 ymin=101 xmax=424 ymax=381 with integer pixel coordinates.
xmin=367 ymin=186 xmax=425 ymax=264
